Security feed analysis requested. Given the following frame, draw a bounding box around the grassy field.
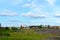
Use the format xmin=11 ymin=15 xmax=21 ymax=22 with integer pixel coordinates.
xmin=0 ymin=29 xmax=54 ymax=40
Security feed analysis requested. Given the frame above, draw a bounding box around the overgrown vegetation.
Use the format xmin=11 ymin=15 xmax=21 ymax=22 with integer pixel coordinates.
xmin=0 ymin=29 xmax=52 ymax=40
xmin=0 ymin=25 xmax=60 ymax=40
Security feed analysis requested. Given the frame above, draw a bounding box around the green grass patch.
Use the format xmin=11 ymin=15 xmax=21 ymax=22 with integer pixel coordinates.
xmin=0 ymin=29 xmax=53 ymax=40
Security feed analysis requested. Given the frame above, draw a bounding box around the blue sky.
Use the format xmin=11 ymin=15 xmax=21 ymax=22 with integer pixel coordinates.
xmin=0 ymin=0 xmax=60 ymax=27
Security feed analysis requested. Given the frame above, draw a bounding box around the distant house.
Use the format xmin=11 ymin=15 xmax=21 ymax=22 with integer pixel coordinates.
xmin=20 ymin=25 xmax=27 ymax=29
xmin=52 ymin=26 xmax=60 ymax=29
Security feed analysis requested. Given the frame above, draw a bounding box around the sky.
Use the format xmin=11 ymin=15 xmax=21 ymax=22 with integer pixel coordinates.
xmin=0 ymin=0 xmax=60 ymax=27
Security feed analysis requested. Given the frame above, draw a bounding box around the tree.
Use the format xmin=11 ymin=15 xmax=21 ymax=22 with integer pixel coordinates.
xmin=11 ymin=27 xmax=18 ymax=31
xmin=38 ymin=25 xmax=43 ymax=28
xmin=48 ymin=25 xmax=50 ymax=28
xmin=5 ymin=27 xmax=10 ymax=30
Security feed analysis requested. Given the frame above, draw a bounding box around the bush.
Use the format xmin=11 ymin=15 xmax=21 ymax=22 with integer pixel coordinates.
xmin=0 ymin=33 xmax=10 ymax=36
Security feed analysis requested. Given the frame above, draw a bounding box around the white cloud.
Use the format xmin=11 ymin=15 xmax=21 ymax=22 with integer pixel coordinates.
xmin=22 ymin=0 xmax=38 ymax=8
xmin=45 ymin=0 xmax=56 ymax=6
xmin=12 ymin=0 xmax=31 ymax=6
xmin=23 ymin=0 xmax=45 ymax=13
xmin=55 ymin=14 xmax=60 ymax=17
xmin=12 ymin=0 xmax=34 ymax=6
xmin=54 ymin=11 xmax=60 ymax=17
xmin=21 ymin=12 xmax=36 ymax=17
xmin=0 ymin=9 xmax=17 ymax=16
xmin=23 ymin=3 xmax=31 ymax=7
xmin=22 ymin=0 xmax=51 ymax=18
xmin=21 ymin=12 xmax=46 ymax=18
